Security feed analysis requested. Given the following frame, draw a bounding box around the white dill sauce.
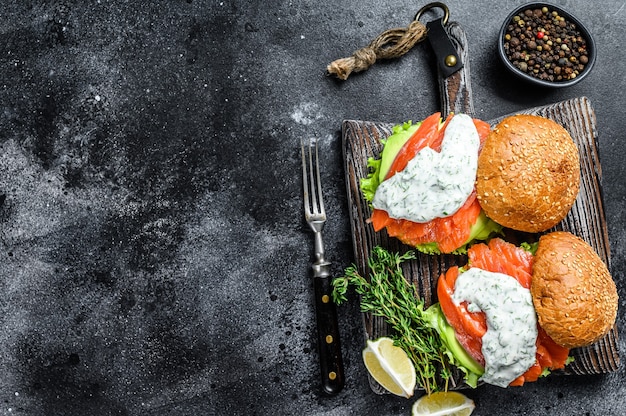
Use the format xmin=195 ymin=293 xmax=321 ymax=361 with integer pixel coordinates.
xmin=372 ymin=113 xmax=480 ymax=223
xmin=452 ymin=268 xmax=538 ymax=388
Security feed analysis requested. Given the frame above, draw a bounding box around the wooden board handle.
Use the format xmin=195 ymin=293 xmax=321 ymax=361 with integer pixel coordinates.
xmin=438 ymin=22 xmax=474 ymax=117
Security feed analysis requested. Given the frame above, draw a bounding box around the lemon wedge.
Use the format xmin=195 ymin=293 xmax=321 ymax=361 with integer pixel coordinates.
xmin=362 ymin=337 xmax=416 ymax=398
xmin=412 ymin=391 xmax=476 ymax=416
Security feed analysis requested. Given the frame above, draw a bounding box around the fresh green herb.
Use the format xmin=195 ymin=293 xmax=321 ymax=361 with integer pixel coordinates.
xmin=332 ymin=246 xmax=467 ymax=393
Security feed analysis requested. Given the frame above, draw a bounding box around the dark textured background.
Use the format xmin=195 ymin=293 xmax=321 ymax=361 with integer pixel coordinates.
xmin=0 ymin=1 xmax=624 ymax=415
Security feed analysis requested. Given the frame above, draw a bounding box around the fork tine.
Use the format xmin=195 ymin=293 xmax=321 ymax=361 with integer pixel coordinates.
xmin=307 ymin=139 xmax=317 ymax=214
xmin=302 ymin=139 xmax=326 ymax=220
xmin=301 ymin=140 xmax=311 ymax=217
xmin=307 ymin=140 xmax=318 ymax=214
xmin=313 ymin=140 xmax=325 ymax=215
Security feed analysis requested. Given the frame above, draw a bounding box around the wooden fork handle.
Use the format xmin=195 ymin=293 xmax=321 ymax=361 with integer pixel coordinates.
xmin=313 ymin=274 xmax=345 ymax=395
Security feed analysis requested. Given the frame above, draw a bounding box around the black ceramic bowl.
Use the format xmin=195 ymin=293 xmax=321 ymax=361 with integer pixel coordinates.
xmin=498 ymin=2 xmax=596 ymax=88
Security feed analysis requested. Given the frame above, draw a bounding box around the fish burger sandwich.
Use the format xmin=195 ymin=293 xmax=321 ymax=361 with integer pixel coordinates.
xmin=437 ymin=231 xmax=618 ymax=388
xmin=361 ymin=112 xmax=502 ymax=254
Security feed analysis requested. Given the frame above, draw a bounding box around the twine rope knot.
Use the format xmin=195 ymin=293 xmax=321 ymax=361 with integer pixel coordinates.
xmin=326 ymin=19 xmax=428 ymax=80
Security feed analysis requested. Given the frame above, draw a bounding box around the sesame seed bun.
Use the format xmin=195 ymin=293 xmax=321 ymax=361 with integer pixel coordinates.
xmin=531 ymin=231 xmax=618 ymax=348
xmin=476 ymin=114 xmax=581 ymax=233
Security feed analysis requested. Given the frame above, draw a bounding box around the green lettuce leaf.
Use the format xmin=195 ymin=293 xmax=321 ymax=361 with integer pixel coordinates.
xmin=360 ymin=157 xmax=382 ymax=203
xmin=520 ymin=241 xmax=539 ymax=255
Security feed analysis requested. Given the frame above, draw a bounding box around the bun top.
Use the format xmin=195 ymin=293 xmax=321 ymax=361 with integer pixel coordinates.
xmin=476 ymin=114 xmax=580 ymax=233
xmin=531 ymin=231 xmax=618 ymax=348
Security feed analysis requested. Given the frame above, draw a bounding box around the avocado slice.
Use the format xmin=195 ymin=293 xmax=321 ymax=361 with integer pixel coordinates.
xmin=378 ymin=121 xmax=421 ymax=181
xmin=424 ymin=303 xmax=484 ymax=387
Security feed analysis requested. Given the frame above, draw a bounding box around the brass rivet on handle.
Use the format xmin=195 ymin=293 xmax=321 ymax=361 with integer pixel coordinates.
xmin=328 ymin=371 xmax=337 ymax=380
xmin=445 ymin=54 xmax=457 ymax=67
xmin=326 ymin=335 xmax=334 ymax=344
xmin=321 ymin=294 xmax=330 ymax=303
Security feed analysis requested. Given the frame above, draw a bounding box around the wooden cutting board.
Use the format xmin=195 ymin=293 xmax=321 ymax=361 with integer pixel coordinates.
xmin=342 ymin=22 xmax=620 ymax=392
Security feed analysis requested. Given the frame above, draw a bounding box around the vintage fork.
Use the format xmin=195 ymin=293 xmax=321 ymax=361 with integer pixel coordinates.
xmin=301 ymin=139 xmax=344 ymax=395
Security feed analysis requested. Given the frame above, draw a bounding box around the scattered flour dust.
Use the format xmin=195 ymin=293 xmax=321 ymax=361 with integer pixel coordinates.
xmin=290 ymin=102 xmax=322 ymax=126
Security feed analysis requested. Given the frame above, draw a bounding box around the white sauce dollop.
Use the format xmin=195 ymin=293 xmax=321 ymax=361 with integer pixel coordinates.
xmin=452 ymin=268 xmax=538 ymax=388
xmin=372 ymin=113 xmax=480 ymax=223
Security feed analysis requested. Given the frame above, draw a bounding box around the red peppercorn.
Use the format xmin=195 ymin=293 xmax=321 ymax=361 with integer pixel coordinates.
xmin=537 ymin=31 xmax=545 ymax=39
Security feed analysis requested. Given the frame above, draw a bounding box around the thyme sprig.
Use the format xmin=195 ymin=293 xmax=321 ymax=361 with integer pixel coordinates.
xmin=332 ymin=246 xmax=452 ymax=394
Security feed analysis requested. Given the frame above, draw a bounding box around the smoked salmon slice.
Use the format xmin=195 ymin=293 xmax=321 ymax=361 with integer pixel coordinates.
xmin=370 ymin=116 xmax=491 ymax=254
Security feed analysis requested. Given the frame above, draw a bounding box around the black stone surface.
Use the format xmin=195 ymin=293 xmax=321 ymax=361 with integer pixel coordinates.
xmin=1 ymin=1 xmax=625 ymax=415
